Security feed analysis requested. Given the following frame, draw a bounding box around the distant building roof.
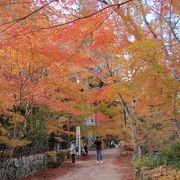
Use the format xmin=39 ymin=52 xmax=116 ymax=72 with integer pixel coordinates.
xmin=96 ymin=112 xmax=106 ymax=124
xmin=90 ymin=112 xmax=107 ymax=124
xmin=54 ymin=137 xmax=66 ymax=143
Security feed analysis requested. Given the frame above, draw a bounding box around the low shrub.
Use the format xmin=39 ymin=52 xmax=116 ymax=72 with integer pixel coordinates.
xmin=57 ymin=149 xmax=68 ymax=164
xmin=45 ymin=150 xmax=68 ymax=168
xmin=160 ymin=142 xmax=180 ymax=169
xmin=134 ymin=156 xmax=158 ymax=170
xmin=134 ymin=142 xmax=180 ymax=170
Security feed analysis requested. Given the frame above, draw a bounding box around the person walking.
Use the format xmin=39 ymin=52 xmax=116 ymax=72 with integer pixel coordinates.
xmin=94 ymin=137 xmax=103 ymax=163
xmin=84 ymin=143 xmax=88 ymax=155
xmin=70 ymin=141 xmax=76 ymax=163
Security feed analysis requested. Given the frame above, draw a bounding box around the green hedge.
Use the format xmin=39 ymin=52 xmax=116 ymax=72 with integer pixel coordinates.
xmin=134 ymin=142 xmax=180 ymax=170
xmin=160 ymin=143 xmax=180 ymax=169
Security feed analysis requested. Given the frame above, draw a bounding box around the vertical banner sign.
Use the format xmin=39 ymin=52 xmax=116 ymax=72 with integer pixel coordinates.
xmin=76 ymin=126 xmax=81 ymax=155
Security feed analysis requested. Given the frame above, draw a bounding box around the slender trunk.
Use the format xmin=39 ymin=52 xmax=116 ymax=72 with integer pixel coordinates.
xmin=130 ymin=118 xmax=138 ymax=159
xmin=137 ymin=144 xmax=142 ymax=158
xmin=173 ymin=93 xmax=180 ymax=138
xmin=19 ymin=85 xmax=23 ymax=110
xmin=117 ymin=92 xmax=139 ymax=159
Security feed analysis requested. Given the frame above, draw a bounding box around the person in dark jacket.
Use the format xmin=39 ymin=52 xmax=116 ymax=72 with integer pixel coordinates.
xmin=94 ymin=137 xmax=103 ymax=163
xmin=84 ymin=143 xmax=88 ymax=155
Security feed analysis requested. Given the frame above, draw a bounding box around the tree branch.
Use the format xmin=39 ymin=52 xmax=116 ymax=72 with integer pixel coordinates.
xmin=0 ymin=0 xmax=55 ymax=32
xmin=97 ymin=0 xmax=109 ymax=4
xmin=2 ymin=0 xmax=133 ymax=41
xmin=145 ymin=0 xmax=180 ymax=43
xmin=83 ymin=6 xmax=119 ymax=43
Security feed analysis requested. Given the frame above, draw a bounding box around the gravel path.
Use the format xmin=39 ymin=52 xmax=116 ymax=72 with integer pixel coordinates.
xmin=23 ymin=149 xmax=134 ymax=180
xmin=59 ymin=149 xmax=122 ymax=180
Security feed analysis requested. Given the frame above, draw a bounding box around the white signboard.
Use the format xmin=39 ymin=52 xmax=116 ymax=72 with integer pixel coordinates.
xmin=76 ymin=126 xmax=81 ymax=155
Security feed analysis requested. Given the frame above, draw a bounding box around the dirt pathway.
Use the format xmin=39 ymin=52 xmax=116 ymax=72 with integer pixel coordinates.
xmin=23 ymin=149 xmax=135 ymax=180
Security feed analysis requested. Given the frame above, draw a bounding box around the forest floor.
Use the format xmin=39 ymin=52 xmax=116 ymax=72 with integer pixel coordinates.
xmin=22 ymin=148 xmax=135 ymax=180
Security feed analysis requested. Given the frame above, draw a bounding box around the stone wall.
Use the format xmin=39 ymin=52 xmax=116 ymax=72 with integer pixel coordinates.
xmin=0 ymin=154 xmax=46 ymax=180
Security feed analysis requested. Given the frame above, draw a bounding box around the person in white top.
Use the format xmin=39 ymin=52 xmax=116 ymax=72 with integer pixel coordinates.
xmin=70 ymin=141 xmax=76 ymax=163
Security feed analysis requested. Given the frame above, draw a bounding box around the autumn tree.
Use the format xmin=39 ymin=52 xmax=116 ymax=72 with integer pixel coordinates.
xmin=0 ymin=0 xmax=179 ymax=160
